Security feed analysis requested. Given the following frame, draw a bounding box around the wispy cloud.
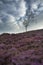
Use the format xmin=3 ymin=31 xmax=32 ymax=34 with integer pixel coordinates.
xmin=0 ymin=0 xmax=43 ymax=33
xmin=0 ymin=0 xmax=27 ymax=33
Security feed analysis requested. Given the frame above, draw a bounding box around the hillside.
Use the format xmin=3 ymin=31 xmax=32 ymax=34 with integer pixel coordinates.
xmin=0 ymin=29 xmax=43 ymax=65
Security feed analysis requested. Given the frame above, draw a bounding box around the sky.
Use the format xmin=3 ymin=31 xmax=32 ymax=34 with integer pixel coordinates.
xmin=0 ymin=0 xmax=43 ymax=34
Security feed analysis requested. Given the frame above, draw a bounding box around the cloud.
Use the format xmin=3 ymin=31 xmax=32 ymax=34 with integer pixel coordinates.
xmin=25 ymin=0 xmax=43 ymax=16
xmin=0 ymin=0 xmax=27 ymax=33
xmin=2 ymin=14 xmax=15 ymax=24
xmin=0 ymin=0 xmax=43 ymax=34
